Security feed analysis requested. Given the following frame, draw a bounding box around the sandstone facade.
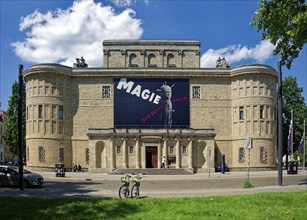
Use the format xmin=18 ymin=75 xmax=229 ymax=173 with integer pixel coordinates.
xmin=23 ymin=40 xmax=277 ymax=172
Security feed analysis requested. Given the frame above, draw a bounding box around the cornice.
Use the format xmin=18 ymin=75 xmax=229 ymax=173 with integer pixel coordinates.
xmin=23 ymin=64 xmax=278 ymax=80
xmin=23 ymin=64 xmax=72 ymax=80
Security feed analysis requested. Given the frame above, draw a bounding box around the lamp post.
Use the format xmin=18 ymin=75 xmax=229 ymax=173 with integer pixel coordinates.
xmin=277 ymin=61 xmax=283 ymax=186
xmin=18 ymin=64 xmax=24 ymax=190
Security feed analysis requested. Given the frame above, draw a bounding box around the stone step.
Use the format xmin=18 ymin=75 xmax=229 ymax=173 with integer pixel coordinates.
xmin=109 ymin=168 xmax=193 ymax=175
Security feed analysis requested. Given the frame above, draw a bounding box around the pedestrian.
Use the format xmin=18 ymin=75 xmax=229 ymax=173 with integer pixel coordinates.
xmin=162 ymin=156 xmax=166 ymax=169
xmin=73 ymin=164 xmax=77 ymax=172
xmin=167 ymin=157 xmax=171 ymax=168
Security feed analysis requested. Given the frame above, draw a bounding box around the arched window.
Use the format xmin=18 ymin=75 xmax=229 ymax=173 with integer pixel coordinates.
xmin=167 ymin=54 xmax=175 ymax=67
xmin=148 ymin=54 xmax=157 ymax=67
xmin=129 ymin=53 xmax=138 ymax=67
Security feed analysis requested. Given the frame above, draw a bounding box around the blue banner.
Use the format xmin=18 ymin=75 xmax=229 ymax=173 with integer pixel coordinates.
xmin=114 ymin=78 xmax=190 ymax=128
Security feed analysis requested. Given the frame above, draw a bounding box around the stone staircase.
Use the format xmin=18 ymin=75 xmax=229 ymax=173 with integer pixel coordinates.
xmin=109 ymin=168 xmax=194 ymax=175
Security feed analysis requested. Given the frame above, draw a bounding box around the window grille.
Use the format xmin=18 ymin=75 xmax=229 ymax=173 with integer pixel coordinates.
xmin=85 ymin=148 xmax=89 ymax=165
xmin=192 ymin=86 xmax=201 ymax=99
xmin=239 ymin=147 xmax=245 ymax=163
xmin=102 ymin=86 xmax=111 ymax=99
xmin=59 ymin=147 xmax=64 ymax=162
xmin=38 ymin=146 xmax=45 ymax=163
xmin=260 ymin=146 xmax=267 ymax=164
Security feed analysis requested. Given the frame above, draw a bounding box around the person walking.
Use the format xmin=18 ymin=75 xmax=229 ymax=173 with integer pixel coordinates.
xmin=162 ymin=156 xmax=166 ymax=169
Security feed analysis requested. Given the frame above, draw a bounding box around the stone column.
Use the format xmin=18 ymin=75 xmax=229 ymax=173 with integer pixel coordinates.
xmin=159 ymin=50 xmax=164 ymax=67
xmin=188 ymin=138 xmax=193 ymax=169
xmin=89 ymin=140 xmax=96 ymax=170
xmin=158 ymin=139 xmax=162 ymax=169
xmin=163 ymin=137 xmax=167 ymax=157
xmin=136 ymin=137 xmax=140 ymax=169
xmin=110 ymin=137 xmax=115 ymax=169
xmin=178 ymin=50 xmax=183 ymax=68
xmin=176 ymin=137 xmax=180 ymax=169
xmin=123 ymin=137 xmax=127 ymax=168
xmin=141 ymin=141 xmax=145 ymax=168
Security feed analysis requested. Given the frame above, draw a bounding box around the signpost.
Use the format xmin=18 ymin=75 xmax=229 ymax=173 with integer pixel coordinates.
xmin=246 ymin=137 xmax=253 ymax=182
xmin=208 ymin=149 xmax=211 ymax=178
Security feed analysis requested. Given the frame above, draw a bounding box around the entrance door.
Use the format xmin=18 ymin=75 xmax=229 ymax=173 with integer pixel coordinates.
xmin=146 ymin=147 xmax=158 ymax=168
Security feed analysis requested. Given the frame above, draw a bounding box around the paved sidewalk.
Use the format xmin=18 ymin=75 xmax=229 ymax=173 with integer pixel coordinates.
xmin=43 ymin=169 xmax=307 ymax=181
xmin=0 ymin=170 xmax=306 ymax=198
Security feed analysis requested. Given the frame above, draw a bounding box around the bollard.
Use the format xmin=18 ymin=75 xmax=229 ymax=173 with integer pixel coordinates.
xmin=221 ymin=155 xmax=225 ymax=174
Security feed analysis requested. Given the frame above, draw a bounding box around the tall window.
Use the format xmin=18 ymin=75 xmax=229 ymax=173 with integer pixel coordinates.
xmin=26 ymin=146 xmax=29 ymax=162
xmin=169 ymin=146 xmax=174 ymax=154
xmin=192 ymin=86 xmax=201 ymax=99
xmin=182 ymin=146 xmax=187 ymax=154
xmin=167 ymin=54 xmax=175 ymax=67
xmin=38 ymin=146 xmax=45 ymax=163
xmin=260 ymin=146 xmax=267 ymax=164
xmin=102 ymin=86 xmax=111 ymax=99
xmin=239 ymin=147 xmax=245 ymax=163
xmin=148 ymin=54 xmax=157 ymax=67
xmin=58 ymin=106 xmax=63 ymax=120
xmin=239 ymin=106 xmax=244 ymax=120
xmin=260 ymin=105 xmax=264 ymax=119
xmin=85 ymin=148 xmax=90 ymax=165
xmin=129 ymin=54 xmax=138 ymax=67
xmin=38 ymin=105 xmax=43 ymax=119
xmin=116 ymin=146 xmax=121 ymax=154
xmin=129 ymin=146 xmax=134 ymax=154
xmin=59 ymin=147 xmax=64 ymax=162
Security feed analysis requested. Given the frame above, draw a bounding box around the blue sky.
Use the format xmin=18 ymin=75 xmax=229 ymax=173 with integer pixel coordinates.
xmin=1 ymin=0 xmax=306 ymax=111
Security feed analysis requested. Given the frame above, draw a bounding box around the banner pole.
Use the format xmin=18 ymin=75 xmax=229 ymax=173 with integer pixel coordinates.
xmin=304 ymin=120 xmax=306 ymax=171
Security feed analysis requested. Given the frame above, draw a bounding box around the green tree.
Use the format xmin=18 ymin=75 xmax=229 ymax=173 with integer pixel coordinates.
xmin=3 ymin=81 xmax=26 ymax=156
xmin=282 ymin=76 xmax=307 ymax=156
xmin=251 ymin=0 xmax=307 ymax=69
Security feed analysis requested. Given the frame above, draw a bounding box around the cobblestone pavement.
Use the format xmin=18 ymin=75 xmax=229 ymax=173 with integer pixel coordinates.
xmin=0 ymin=170 xmax=306 ymax=198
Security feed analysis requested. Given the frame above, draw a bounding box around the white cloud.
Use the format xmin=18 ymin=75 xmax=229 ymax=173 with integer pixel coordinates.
xmin=110 ymin=0 xmax=149 ymax=7
xmin=200 ymin=40 xmax=276 ymax=68
xmin=11 ymin=0 xmax=143 ymax=67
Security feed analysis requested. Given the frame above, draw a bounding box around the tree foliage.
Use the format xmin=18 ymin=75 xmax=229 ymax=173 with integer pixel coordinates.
xmin=282 ymin=76 xmax=307 ymax=155
xmin=251 ymin=0 xmax=307 ymax=69
xmin=3 ymin=81 xmax=26 ymax=155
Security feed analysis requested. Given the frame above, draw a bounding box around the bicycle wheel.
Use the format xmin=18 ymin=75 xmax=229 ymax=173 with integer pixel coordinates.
xmin=119 ymin=185 xmax=128 ymax=199
xmin=131 ymin=185 xmax=139 ymax=199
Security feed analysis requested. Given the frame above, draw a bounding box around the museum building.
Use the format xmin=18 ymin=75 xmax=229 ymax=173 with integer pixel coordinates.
xmin=24 ymin=40 xmax=278 ymax=173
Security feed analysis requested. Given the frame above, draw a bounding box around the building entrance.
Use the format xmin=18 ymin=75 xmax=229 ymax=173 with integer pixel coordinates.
xmin=146 ymin=146 xmax=158 ymax=168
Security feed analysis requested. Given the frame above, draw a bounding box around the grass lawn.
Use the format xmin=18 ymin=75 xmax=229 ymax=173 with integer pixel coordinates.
xmin=2 ymin=191 xmax=306 ymax=220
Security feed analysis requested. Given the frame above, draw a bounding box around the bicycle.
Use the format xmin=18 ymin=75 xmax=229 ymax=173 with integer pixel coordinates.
xmin=119 ymin=174 xmax=131 ymax=199
xmin=130 ymin=174 xmax=142 ymax=199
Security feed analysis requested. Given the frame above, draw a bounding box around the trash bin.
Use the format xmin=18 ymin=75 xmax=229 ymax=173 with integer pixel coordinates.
xmin=55 ymin=163 xmax=66 ymax=177
xmin=287 ymin=161 xmax=298 ymax=174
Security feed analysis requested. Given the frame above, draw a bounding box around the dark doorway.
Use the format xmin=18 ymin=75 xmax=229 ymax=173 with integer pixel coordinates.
xmin=146 ymin=146 xmax=158 ymax=168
